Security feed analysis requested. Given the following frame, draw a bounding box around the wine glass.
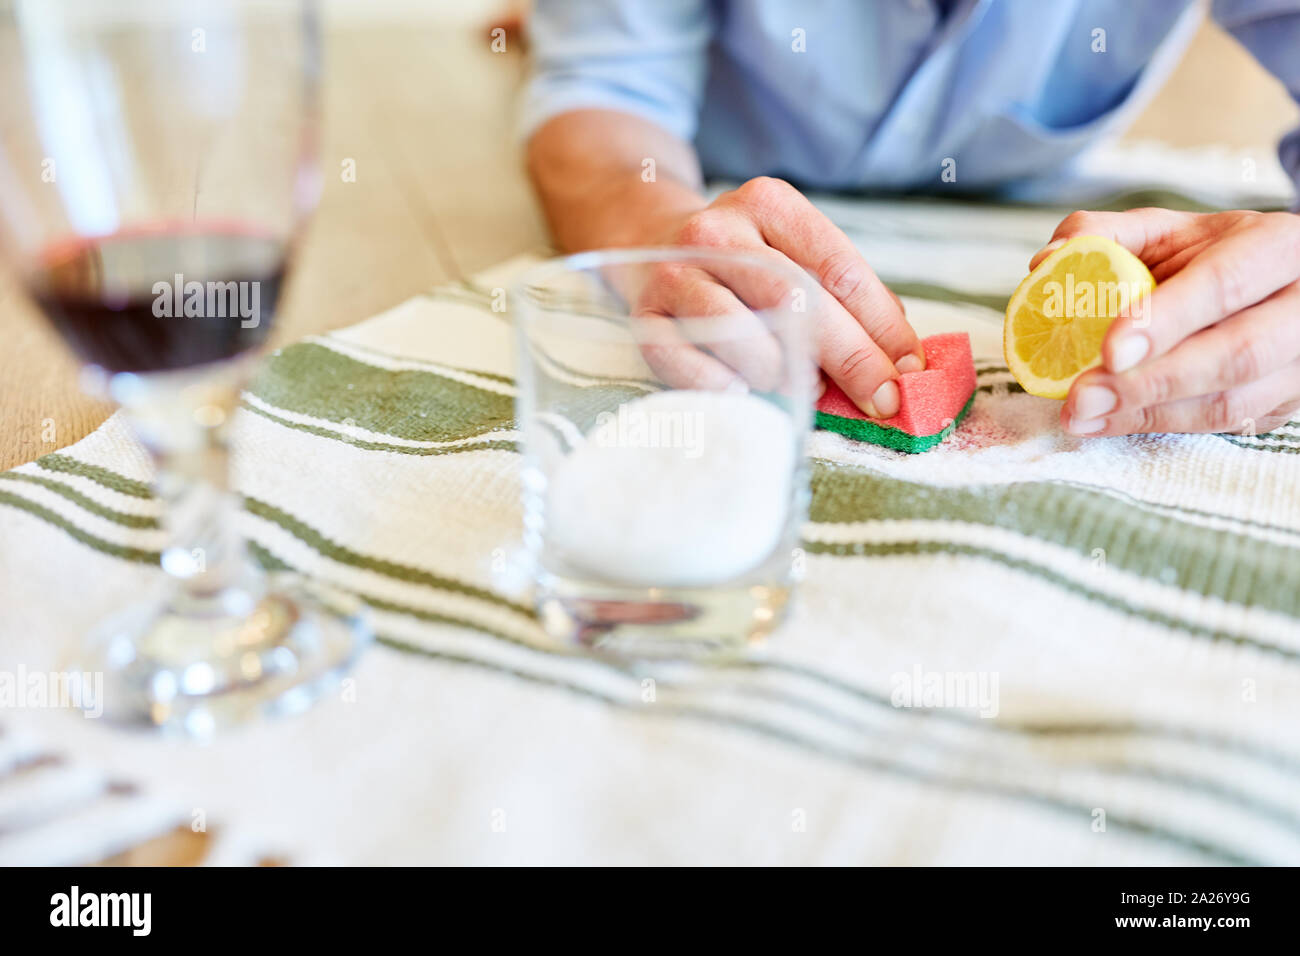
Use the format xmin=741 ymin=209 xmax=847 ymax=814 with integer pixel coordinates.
xmin=0 ymin=0 xmax=370 ymax=734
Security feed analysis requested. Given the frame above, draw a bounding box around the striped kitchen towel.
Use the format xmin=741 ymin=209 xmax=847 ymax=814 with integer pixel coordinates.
xmin=0 ymin=723 xmax=303 ymax=866
xmin=2 ymin=189 xmax=1299 ymax=865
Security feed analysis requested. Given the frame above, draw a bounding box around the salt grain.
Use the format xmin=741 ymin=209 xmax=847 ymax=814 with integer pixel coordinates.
xmin=546 ymin=390 xmax=796 ymax=587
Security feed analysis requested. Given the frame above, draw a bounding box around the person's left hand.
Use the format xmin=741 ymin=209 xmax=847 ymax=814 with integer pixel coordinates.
xmin=1029 ymin=208 xmax=1300 ymax=437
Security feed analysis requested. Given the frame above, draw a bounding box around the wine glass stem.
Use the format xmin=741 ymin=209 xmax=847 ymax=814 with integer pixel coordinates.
xmin=154 ymin=421 xmax=248 ymax=599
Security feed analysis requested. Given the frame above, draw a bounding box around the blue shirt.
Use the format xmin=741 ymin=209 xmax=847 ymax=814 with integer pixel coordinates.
xmin=521 ymin=0 xmax=1300 ymax=197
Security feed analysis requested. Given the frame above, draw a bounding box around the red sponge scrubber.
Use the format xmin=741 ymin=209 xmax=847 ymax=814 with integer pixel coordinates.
xmin=816 ymin=332 xmax=977 ymax=453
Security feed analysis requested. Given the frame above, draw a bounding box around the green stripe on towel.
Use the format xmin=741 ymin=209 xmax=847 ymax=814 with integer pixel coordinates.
xmin=809 ymin=460 xmax=1300 ymax=620
xmin=36 ymin=453 xmax=153 ymax=499
xmin=0 ymin=489 xmax=160 ymax=564
xmin=248 ymin=342 xmax=515 ymax=444
xmin=0 ymin=472 xmax=160 ymax=529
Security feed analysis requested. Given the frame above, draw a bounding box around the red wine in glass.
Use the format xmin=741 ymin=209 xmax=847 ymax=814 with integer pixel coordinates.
xmin=30 ymin=227 xmax=286 ymax=374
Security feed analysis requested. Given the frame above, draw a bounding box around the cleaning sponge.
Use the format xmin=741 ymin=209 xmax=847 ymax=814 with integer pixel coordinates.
xmin=815 ymin=332 xmax=977 ymax=453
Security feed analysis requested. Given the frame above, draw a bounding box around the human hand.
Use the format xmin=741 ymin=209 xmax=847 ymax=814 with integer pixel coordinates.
xmin=634 ymin=177 xmax=925 ymax=417
xmin=1031 ymin=208 xmax=1300 ymax=436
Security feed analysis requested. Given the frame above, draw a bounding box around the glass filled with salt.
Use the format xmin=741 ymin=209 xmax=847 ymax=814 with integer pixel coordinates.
xmin=512 ymin=249 xmax=816 ymax=658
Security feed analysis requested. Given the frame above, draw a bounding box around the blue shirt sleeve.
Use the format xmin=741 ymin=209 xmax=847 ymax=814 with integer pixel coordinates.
xmin=1211 ymin=0 xmax=1300 ymax=202
xmin=519 ymin=0 xmax=715 ymax=143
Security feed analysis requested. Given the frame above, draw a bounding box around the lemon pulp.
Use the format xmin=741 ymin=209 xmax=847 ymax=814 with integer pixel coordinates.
xmin=1003 ymin=236 xmax=1155 ymax=399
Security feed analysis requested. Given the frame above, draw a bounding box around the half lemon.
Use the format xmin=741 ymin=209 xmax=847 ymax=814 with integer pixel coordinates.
xmin=1004 ymin=235 xmax=1155 ymax=399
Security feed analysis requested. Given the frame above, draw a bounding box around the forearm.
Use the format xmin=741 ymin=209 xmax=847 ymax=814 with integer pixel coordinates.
xmin=526 ymin=109 xmax=708 ymax=251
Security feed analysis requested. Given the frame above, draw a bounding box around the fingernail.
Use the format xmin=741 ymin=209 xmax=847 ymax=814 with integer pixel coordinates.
xmin=1109 ymin=334 xmax=1149 ymax=373
xmin=1067 ymin=417 xmax=1107 ymax=435
xmin=868 ymin=380 xmax=900 ymax=418
xmin=1031 ymin=238 xmax=1066 ymax=267
xmin=896 ymin=352 xmax=925 ymax=374
xmin=723 ymin=377 xmax=750 ymax=395
xmin=1073 ymin=384 xmax=1117 ymax=420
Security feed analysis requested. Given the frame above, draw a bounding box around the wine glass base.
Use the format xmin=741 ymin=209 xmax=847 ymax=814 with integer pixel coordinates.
xmin=68 ymin=572 xmax=371 ymax=737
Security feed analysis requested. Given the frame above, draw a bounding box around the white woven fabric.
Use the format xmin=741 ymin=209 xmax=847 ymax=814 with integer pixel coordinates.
xmin=2 ymin=151 xmax=1299 ymax=865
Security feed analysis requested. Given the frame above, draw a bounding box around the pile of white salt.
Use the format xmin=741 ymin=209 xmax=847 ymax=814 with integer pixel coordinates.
xmin=545 ymin=389 xmax=796 ymax=587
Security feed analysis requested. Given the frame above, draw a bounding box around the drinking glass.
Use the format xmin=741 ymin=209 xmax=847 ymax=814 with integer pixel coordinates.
xmin=0 ymin=0 xmax=369 ymax=733
xmin=512 ymin=249 xmax=816 ymax=658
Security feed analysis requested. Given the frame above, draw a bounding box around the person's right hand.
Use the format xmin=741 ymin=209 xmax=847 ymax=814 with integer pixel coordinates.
xmin=634 ymin=176 xmax=925 ymax=417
